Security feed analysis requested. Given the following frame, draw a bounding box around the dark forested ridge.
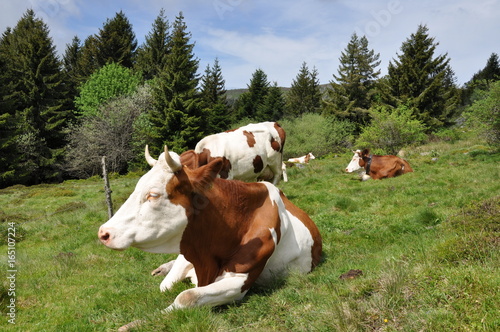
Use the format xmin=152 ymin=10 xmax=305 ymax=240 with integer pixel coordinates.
xmin=1 ymin=9 xmax=499 ymax=187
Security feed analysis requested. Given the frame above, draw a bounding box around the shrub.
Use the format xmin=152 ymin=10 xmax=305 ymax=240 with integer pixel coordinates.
xmin=279 ymin=113 xmax=355 ymax=158
xmin=464 ymin=80 xmax=500 ymax=148
xmin=356 ymin=105 xmax=427 ymax=154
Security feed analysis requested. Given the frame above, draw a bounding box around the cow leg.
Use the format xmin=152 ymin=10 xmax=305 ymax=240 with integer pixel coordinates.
xmin=158 ymin=254 xmax=196 ymax=292
xmin=151 ymin=260 xmax=176 ymax=276
xmin=164 ymin=272 xmax=249 ymax=312
xmin=281 ymin=162 xmax=288 ymax=182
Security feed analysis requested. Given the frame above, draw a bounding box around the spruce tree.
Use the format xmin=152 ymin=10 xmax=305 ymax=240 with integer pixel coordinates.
xmin=200 ymin=58 xmax=230 ymax=133
xmin=463 ymin=53 xmax=500 ymax=104
xmin=2 ymin=9 xmax=69 ymax=184
xmin=235 ymin=68 xmax=270 ymax=120
xmin=77 ymin=35 xmax=100 ymax=79
xmin=0 ymin=28 xmax=19 ymax=187
xmin=96 ymin=11 xmax=137 ymax=68
xmin=257 ymin=83 xmax=285 ymax=122
xmin=323 ymin=33 xmax=380 ymax=128
xmin=149 ymin=12 xmax=201 ymax=153
xmin=385 ymin=25 xmax=459 ymax=131
xmin=285 ymin=62 xmax=321 ymax=117
xmin=135 ymin=8 xmax=171 ymax=80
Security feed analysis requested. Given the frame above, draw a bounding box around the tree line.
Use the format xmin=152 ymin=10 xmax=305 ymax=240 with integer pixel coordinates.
xmin=1 ymin=9 xmax=499 ymax=187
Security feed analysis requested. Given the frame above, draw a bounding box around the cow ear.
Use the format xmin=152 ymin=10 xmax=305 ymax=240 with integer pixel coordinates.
xmin=191 ymin=158 xmax=223 ymax=193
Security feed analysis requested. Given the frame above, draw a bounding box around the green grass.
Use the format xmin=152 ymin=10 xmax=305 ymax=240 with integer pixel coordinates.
xmin=1 ymin=135 xmax=499 ymax=331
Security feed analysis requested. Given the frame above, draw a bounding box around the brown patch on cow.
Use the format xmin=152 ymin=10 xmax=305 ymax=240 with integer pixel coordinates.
xmin=253 ymin=155 xmax=264 ymax=174
xmin=182 ymin=149 xmax=232 ymax=179
xmin=359 ymin=149 xmax=413 ymax=180
xmin=270 ymin=137 xmax=281 ymax=152
xmin=274 ymin=122 xmax=286 ymax=153
xmin=243 ymin=130 xmax=256 ymax=147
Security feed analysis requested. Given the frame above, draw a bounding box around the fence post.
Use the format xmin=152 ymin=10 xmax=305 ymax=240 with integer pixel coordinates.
xmin=101 ymin=156 xmax=113 ymax=218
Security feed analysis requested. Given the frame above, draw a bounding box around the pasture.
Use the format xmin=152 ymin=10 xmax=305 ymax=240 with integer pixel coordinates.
xmin=1 ymin=134 xmax=499 ymax=331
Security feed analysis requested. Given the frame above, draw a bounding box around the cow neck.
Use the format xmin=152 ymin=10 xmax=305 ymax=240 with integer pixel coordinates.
xmin=365 ymin=155 xmax=373 ymax=174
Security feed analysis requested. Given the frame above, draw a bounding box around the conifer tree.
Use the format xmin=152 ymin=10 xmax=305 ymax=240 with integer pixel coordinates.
xmin=200 ymin=58 xmax=230 ymax=133
xmin=285 ymin=62 xmax=321 ymax=117
xmin=323 ymin=33 xmax=380 ymax=128
xmin=96 ymin=11 xmax=137 ymax=68
xmin=257 ymin=83 xmax=285 ymax=122
xmin=235 ymin=68 xmax=270 ymax=120
xmin=149 ymin=12 xmax=201 ymax=153
xmin=135 ymin=8 xmax=171 ymax=80
xmin=0 ymin=28 xmax=19 ymax=186
xmin=77 ymin=35 xmax=100 ymax=79
xmin=463 ymin=53 xmax=500 ymax=104
xmin=385 ymin=25 xmax=459 ymax=131
xmin=2 ymin=9 xmax=69 ymax=184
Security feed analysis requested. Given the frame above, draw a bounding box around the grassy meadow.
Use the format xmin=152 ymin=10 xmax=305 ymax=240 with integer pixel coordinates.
xmin=1 ymin=133 xmax=499 ymax=331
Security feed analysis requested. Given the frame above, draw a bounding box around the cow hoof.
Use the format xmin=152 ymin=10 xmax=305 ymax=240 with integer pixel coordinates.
xmin=118 ymin=319 xmax=144 ymax=332
xmin=151 ymin=261 xmax=175 ymax=276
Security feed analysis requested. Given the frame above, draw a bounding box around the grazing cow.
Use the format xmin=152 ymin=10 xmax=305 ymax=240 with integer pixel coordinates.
xmin=288 ymin=152 xmax=315 ymax=164
xmin=345 ymin=149 xmax=413 ymax=181
xmin=180 ymin=122 xmax=286 ymax=185
xmin=98 ymin=147 xmax=322 ymax=314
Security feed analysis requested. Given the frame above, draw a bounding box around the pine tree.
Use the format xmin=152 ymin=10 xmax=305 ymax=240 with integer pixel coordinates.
xmin=323 ymin=33 xmax=380 ymax=128
xmin=463 ymin=53 xmax=500 ymax=104
xmin=2 ymin=10 xmax=69 ymax=184
xmin=257 ymin=83 xmax=285 ymax=121
xmin=135 ymin=8 xmax=171 ymax=80
xmin=149 ymin=12 xmax=201 ymax=153
xmin=235 ymin=68 xmax=270 ymax=120
xmin=77 ymin=35 xmax=100 ymax=79
xmin=96 ymin=11 xmax=137 ymax=68
xmin=200 ymin=58 xmax=230 ymax=133
xmin=0 ymin=28 xmax=19 ymax=187
xmin=285 ymin=62 xmax=321 ymax=117
xmin=385 ymin=25 xmax=459 ymax=131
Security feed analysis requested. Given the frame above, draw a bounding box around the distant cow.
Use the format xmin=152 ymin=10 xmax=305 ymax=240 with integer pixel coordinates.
xmin=288 ymin=152 xmax=315 ymax=164
xmin=98 ymin=147 xmax=322 ymax=314
xmin=180 ymin=122 xmax=286 ymax=185
xmin=345 ymin=149 xmax=413 ymax=181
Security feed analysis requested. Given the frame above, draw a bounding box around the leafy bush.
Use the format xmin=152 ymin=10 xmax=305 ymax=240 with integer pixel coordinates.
xmin=75 ymin=62 xmax=142 ymax=117
xmin=464 ymin=80 xmax=500 ymax=148
xmin=356 ymin=105 xmax=427 ymax=155
xmin=65 ymin=85 xmax=153 ymax=178
xmin=279 ymin=113 xmax=355 ymax=158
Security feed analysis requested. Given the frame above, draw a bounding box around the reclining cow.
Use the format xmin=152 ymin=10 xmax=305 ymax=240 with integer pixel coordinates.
xmin=345 ymin=149 xmax=413 ymax=181
xmin=180 ymin=122 xmax=286 ymax=184
xmin=98 ymin=147 xmax=322 ymax=318
xmin=288 ymin=152 xmax=315 ymax=164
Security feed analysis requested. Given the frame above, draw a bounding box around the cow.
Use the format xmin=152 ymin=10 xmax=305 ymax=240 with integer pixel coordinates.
xmin=180 ymin=122 xmax=286 ymax=185
xmin=288 ymin=152 xmax=315 ymax=164
xmin=98 ymin=146 xmax=322 ymax=316
xmin=345 ymin=149 xmax=413 ymax=181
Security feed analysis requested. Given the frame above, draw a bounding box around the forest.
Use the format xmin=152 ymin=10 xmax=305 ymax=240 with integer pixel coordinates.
xmin=0 ymin=8 xmax=499 ymax=187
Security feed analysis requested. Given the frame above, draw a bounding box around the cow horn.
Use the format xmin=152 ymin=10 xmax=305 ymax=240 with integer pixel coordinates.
xmin=145 ymin=145 xmax=157 ymax=167
xmin=164 ymin=146 xmax=182 ymax=172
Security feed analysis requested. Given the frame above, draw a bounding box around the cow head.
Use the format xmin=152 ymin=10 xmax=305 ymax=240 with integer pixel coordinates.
xmin=345 ymin=149 xmax=370 ymax=173
xmin=98 ymin=146 xmax=222 ymax=254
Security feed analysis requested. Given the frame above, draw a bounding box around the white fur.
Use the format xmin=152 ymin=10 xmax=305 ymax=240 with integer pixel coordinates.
xmin=345 ymin=150 xmax=363 ymax=173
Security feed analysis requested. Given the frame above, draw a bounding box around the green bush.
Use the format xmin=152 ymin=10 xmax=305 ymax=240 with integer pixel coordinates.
xmin=279 ymin=113 xmax=355 ymax=158
xmin=75 ymin=63 xmax=142 ymax=117
xmin=464 ymin=80 xmax=500 ymax=148
xmin=356 ymin=105 xmax=427 ymax=154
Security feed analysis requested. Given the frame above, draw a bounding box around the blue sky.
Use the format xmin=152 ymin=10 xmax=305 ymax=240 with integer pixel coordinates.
xmin=1 ymin=0 xmax=499 ymax=89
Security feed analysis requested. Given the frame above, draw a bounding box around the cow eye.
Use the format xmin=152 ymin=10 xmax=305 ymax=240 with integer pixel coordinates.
xmin=147 ymin=192 xmax=161 ymax=200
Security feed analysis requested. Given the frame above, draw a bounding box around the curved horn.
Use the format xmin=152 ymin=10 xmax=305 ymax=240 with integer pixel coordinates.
xmin=164 ymin=145 xmax=182 ymax=172
xmin=145 ymin=145 xmax=157 ymax=167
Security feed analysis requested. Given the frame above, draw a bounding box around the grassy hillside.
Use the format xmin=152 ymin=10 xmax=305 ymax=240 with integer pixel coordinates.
xmin=1 ymin=134 xmax=499 ymax=331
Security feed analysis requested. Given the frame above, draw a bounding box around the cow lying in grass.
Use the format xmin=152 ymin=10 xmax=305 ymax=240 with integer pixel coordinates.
xmin=98 ymin=147 xmax=322 ymax=327
xmin=345 ymin=149 xmax=413 ymax=181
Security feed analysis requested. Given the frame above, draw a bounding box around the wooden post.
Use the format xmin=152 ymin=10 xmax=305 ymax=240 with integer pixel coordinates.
xmin=102 ymin=156 xmax=113 ymax=218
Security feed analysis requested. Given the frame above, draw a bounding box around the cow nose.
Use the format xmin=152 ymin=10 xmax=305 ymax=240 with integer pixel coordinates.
xmin=98 ymin=227 xmax=111 ymax=244
xmin=345 ymin=168 xmax=348 ymax=172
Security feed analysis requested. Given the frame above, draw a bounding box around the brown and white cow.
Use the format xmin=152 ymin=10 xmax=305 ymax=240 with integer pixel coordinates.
xmin=345 ymin=149 xmax=413 ymax=181
xmin=181 ymin=122 xmax=286 ymax=185
xmin=288 ymin=152 xmax=315 ymax=164
xmin=98 ymin=147 xmax=322 ymax=313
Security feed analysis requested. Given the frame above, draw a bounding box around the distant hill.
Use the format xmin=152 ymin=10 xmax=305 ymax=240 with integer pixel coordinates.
xmin=226 ymin=84 xmax=329 ymax=103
